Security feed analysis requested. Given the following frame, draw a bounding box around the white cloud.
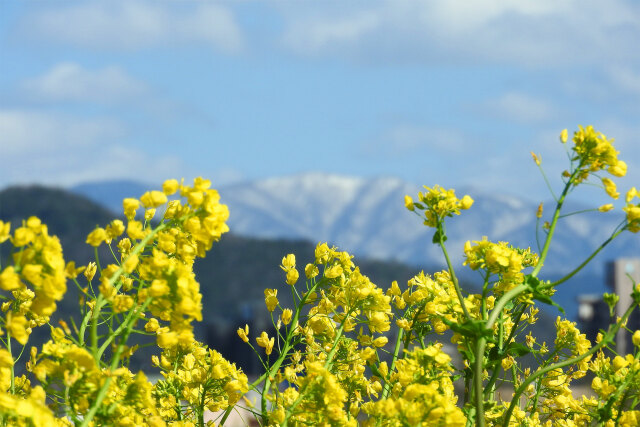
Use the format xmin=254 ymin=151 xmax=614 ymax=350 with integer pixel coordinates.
xmin=0 ymin=110 xmax=124 ymax=155
xmin=482 ymin=92 xmax=555 ymax=124
xmin=0 ymin=109 xmax=182 ymax=188
xmin=21 ymin=63 xmax=148 ymax=104
xmin=280 ymin=0 xmax=640 ymax=67
xmin=19 ymin=0 xmax=244 ymax=52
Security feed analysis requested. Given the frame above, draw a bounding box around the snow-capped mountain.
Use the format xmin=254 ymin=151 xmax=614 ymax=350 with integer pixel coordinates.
xmin=71 ymin=174 xmax=640 ymax=319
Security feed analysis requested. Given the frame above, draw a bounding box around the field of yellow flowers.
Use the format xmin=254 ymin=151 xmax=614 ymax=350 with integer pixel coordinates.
xmin=1 ymin=126 xmax=640 ymax=426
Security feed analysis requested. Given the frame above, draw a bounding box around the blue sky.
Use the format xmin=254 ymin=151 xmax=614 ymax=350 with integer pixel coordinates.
xmin=2 ymin=0 xmax=640 ymax=205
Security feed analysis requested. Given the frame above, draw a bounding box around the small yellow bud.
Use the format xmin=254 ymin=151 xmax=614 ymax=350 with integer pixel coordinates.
xmin=626 ymin=187 xmax=637 ymax=203
xmin=84 ymin=262 xmax=97 ymax=282
xmin=598 ymin=204 xmax=614 ymax=212
xmin=404 ymin=195 xmax=415 ymax=211
xmin=536 ymin=202 xmax=543 ymax=219
xmin=531 ymin=151 xmax=541 ymax=166
xmin=560 ymin=128 xmax=568 ymax=143
xmin=602 ymin=177 xmax=619 ymax=199
xmin=460 ymin=195 xmax=474 ymax=210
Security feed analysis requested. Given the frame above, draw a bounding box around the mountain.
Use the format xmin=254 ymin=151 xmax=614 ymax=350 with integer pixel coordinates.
xmin=70 ymin=174 xmax=640 ymax=319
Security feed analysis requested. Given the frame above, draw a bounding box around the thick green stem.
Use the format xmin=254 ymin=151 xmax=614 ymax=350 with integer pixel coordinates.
xmin=474 ymin=338 xmax=487 ymax=427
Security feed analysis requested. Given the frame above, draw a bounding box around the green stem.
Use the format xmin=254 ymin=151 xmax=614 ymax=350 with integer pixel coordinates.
xmin=545 ymin=226 xmax=624 ymax=288
xmin=531 ymin=169 xmax=577 ymax=278
xmin=474 ymin=338 xmax=487 ymax=427
xmin=437 ymin=221 xmax=471 ymax=321
xmin=382 ymin=328 xmax=404 ymax=399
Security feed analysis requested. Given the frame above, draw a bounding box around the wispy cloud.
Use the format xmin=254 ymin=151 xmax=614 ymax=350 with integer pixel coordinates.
xmin=608 ymin=66 xmax=640 ymax=95
xmin=280 ymin=0 xmax=640 ymax=67
xmin=362 ymin=124 xmax=470 ymax=158
xmin=21 ymin=63 xmax=148 ymax=104
xmin=0 ymin=109 xmax=181 ymax=187
xmin=17 ymin=0 xmax=244 ymax=53
xmin=481 ymin=92 xmax=556 ymax=124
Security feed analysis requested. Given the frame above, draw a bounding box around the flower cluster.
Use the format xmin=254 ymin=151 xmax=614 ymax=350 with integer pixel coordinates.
xmin=0 ymin=216 xmax=68 ymax=345
xmin=565 ymin=125 xmax=627 ymax=184
xmin=152 ymin=340 xmax=248 ymax=423
xmin=363 ymin=346 xmax=465 ymax=426
xmin=405 ymin=185 xmax=473 ymax=227
xmin=624 ymin=187 xmax=640 ymax=232
xmin=464 ymin=237 xmax=539 ymax=295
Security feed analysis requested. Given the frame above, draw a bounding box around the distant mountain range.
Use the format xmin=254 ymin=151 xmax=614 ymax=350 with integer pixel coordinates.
xmin=69 ymin=174 xmax=640 ymax=320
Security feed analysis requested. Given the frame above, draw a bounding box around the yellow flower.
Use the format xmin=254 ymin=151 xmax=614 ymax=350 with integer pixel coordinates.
xmin=0 ymin=266 xmax=21 ymax=291
xmin=140 ymin=191 xmax=168 ymax=208
xmin=127 ymin=220 xmax=147 ymax=240
xmin=286 ymin=268 xmax=299 ymax=286
xmin=122 ymin=253 xmax=139 ymax=274
xmin=460 ymin=195 xmax=474 ymax=210
xmin=560 ymin=128 xmax=568 ymax=143
xmin=123 ymin=198 xmax=140 ymax=220
xmin=145 ymin=318 xmax=160 ymax=333
xmin=0 ymin=220 xmax=10 ymax=243
xmin=373 ymin=337 xmax=388 ymax=347
xmin=609 ymin=160 xmax=627 ymax=177
xmin=264 ymin=289 xmax=278 ymax=312
xmin=237 ymin=324 xmax=249 ymax=343
xmin=157 ymin=331 xmax=178 ymax=349
xmin=0 ymin=349 xmax=13 ymax=369
xmin=256 ymin=331 xmax=274 ymax=355
xmin=162 ymin=179 xmax=179 ymax=195
xmin=281 ymin=309 xmax=293 ymax=325
xmin=86 ymin=227 xmax=107 ymax=247
xmin=281 ymin=254 xmax=296 ymax=270
xmin=602 ymin=177 xmax=619 ymax=199
xmin=305 ymin=263 xmax=319 ymax=279
xmin=12 ymin=226 xmax=34 ymax=247
xmin=84 ymin=262 xmax=97 ymax=282
xmin=632 ymin=330 xmax=640 ymax=347
xmin=626 ymin=187 xmax=638 ymax=203
xmin=404 ymin=195 xmax=415 ymax=211
xmin=7 ymin=313 xmax=30 ymax=345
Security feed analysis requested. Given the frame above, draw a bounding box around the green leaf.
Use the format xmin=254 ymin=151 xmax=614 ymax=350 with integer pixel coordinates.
xmin=432 ymin=229 xmax=447 ymax=244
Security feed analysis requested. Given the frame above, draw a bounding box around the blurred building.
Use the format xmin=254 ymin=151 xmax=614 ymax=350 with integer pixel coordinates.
xmin=606 ymin=258 xmax=640 ymax=355
xmin=578 ymin=258 xmax=640 ymax=355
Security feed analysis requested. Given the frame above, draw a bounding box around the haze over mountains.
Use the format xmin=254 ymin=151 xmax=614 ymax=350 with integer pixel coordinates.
xmin=71 ymin=174 xmax=640 ymax=319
